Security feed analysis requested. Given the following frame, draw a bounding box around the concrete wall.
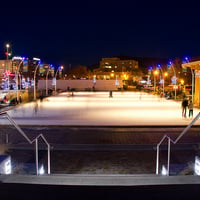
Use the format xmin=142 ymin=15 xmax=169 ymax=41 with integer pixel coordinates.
xmin=38 ymin=80 xmax=123 ymax=91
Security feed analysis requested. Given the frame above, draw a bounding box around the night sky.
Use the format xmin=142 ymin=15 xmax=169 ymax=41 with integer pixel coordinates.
xmin=1 ymin=0 xmax=200 ymax=68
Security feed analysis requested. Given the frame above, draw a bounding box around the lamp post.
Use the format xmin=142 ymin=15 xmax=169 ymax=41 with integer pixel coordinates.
xmin=54 ymin=66 xmax=63 ymax=93
xmin=6 ymin=44 xmax=10 ymax=90
xmin=185 ymin=57 xmax=194 ymax=103
xmin=164 ymin=72 xmax=168 ymax=95
xmin=154 ymin=70 xmax=159 ymax=93
xmin=169 ymin=61 xmax=177 ymax=100
xmin=16 ymin=59 xmax=24 ymax=102
xmin=157 ymin=64 xmax=165 ymax=95
xmin=6 ymin=44 xmax=10 ymax=60
xmin=33 ymin=63 xmax=40 ymax=101
xmin=46 ymin=68 xmax=50 ymax=96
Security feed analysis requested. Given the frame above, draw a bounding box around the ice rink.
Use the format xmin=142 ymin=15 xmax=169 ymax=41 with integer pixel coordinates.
xmin=1 ymin=91 xmax=200 ymax=126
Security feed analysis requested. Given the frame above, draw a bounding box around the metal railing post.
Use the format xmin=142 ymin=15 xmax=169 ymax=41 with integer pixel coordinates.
xmin=35 ymin=138 xmax=39 ymax=176
xmin=155 ymin=112 xmax=200 ymax=175
xmin=0 ymin=111 xmax=51 ymax=175
xmin=48 ymin=144 xmax=51 ymax=174
xmin=156 ymin=145 xmax=159 ymax=175
xmin=167 ymin=137 xmax=171 ymax=176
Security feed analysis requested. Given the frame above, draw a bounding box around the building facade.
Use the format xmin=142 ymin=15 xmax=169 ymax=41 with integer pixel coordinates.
xmin=0 ymin=57 xmax=54 ymax=90
xmin=182 ymin=61 xmax=200 ymax=106
xmin=93 ymin=57 xmax=139 ymax=81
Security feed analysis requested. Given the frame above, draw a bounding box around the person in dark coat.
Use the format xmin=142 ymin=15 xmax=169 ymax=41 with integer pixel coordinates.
xmin=188 ymin=100 xmax=193 ymax=118
xmin=182 ymin=98 xmax=188 ymax=118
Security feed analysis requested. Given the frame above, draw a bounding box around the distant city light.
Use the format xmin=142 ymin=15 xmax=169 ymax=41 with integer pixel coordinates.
xmin=12 ymin=56 xmax=23 ymax=60
xmin=33 ymin=57 xmax=41 ymax=61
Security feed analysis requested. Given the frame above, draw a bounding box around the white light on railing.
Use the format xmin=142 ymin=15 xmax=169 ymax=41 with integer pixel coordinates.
xmin=194 ymin=156 xmax=200 ymax=175
xmin=161 ymin=165 xmax=168 ymax=176
xmin=39 ymin=164 xmax=45 ymax=175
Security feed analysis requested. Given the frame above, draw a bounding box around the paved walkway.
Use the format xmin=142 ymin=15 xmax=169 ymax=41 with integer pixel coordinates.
xmin=0 ymin=91 xmax=200 ymax=126
xmin=1 ymin=174 xmax=200 ymax=186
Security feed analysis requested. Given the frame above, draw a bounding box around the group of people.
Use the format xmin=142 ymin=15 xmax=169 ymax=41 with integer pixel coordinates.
xmin=182 ymin=98 xmax=193 ymax=118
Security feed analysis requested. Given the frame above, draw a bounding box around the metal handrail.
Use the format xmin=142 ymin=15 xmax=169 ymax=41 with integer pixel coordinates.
xmin=0 ymin=111 xmax=51 ymax=175
xmin=156 ymin=112 xmax=200 ymax=175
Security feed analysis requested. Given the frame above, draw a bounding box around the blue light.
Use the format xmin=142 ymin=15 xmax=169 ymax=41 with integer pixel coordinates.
xmin=157 ymin=64 xmax=161 ymax=69
xmin=183 ymin=56 xmax=190 ymax=63
xmin=168 ymin=61 xmax=172 ymax=65
xmin=148 ymin=66 xmax=153 ymax=71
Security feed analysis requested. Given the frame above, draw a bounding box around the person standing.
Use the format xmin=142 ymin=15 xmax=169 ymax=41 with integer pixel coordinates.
xmin=182 ymin=98 xmax=188 ymax=118
xmin=188 ymin=100 xmax=193 ymax=118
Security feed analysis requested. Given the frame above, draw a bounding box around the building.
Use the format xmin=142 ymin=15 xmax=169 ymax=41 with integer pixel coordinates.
xmin=93 ymin=57 xmax=139 ymax=82
xmin=0 ymin=60 xmax=14 ymax=89
xmin=182 ymin=61 xmax=200 ymax=106
xmin=0 ymin=57 xmax=55 ymax=90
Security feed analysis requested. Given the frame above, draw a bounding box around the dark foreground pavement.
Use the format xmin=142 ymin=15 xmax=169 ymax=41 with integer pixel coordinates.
xmin=1 ymin=174 xmax=200 ymax=200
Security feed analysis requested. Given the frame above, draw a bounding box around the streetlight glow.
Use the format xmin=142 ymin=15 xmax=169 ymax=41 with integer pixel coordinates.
xmin=154 ymin=70 xmax=159 ymax=75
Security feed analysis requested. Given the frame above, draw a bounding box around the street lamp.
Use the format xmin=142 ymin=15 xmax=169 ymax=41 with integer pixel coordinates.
xmin=46 ymin=68 xmax=50 ymax=96
xmin=54 ymin=66 xmax=63 ymax=93
xmin=6 ymin=44 xmax=10 ymax=60
xmin=164 ymin=72 xmax=168 ymax=93
xmin=6 ymin=44 xmax=10 ymax=90
xmin=154 ymin=70 xmax=159 ymax=93
xmin=33 ymin=59 xmax=41 ymax=101
xmin=184 ymin=57 xmax=194 ymax=103
xmin=168 ymin=61 xmax=177 ymax=100
xmin=157 ymin=64 xmax=164 ymax=95
xmin=16 ymin=59 xmax=24 ymax=102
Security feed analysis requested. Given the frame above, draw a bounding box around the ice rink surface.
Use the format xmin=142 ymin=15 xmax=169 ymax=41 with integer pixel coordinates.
xmin=1 ymin=91 xmax=200 ymax=126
